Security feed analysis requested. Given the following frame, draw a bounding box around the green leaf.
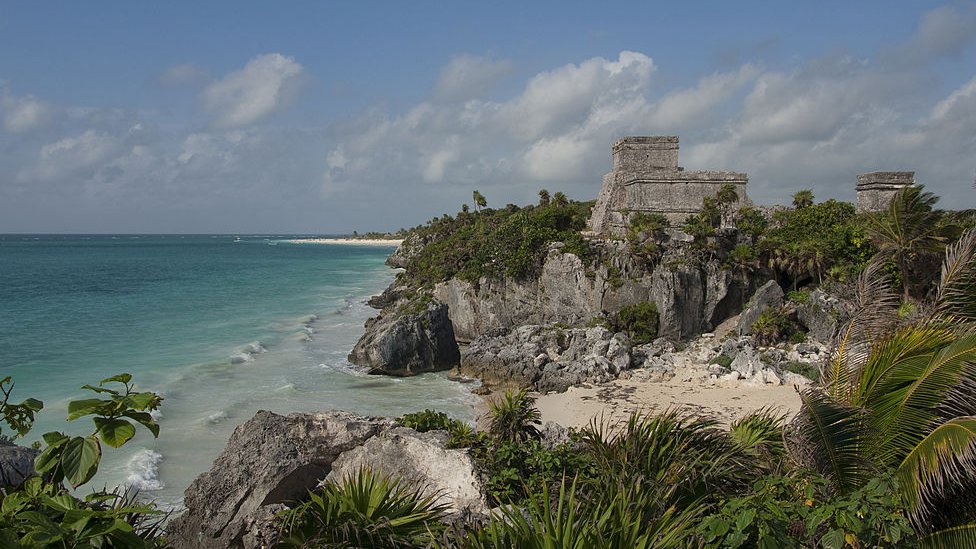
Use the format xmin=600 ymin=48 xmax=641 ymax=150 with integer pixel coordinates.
xmin=93 ymin=417 xmax=136 ymax=448
xmin=80 ymin=384 xmax=117 ymax=395
xmin=41 ymin=431 xmax=68 ymax=446
xmin=61 ymin=436 xmax=101 ymax=488
xmin=821 ymin=528 xmax=845 ymax=549
xmin=66 ymin=398 xmax=108 ymax=421
xmin=101 ymin=373 xmax=132 ymax=385
xmin=34 ymin=444 xmax=64 ymax=474
xmin=123 ymin=391 xmax=158 ymax=410
xmin=21 ymin=398 xmax=43 ymax=412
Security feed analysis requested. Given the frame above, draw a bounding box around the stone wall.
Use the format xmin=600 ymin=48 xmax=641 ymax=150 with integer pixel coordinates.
xmin=589 ymin=136 xmax=749 ymax=236
xmin=856 ymin=171 xmax=915 ymax=213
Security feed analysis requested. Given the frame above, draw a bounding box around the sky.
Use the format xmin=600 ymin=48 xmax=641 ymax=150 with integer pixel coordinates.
xmin=1 ymin=2 xmax=974 ymax=234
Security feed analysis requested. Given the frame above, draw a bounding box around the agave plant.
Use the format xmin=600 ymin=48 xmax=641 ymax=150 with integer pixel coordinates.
xmin=276 ymin=466 xmax=447 ymax=548
xmin=789 ymin=228 xmax=976 ymax=546
xmin=487 ymin=389 xmax=541 ymax=443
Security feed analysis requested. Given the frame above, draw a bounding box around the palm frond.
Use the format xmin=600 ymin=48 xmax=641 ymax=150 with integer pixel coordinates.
xmin=825 ymin=259 xmax=899 ymax=400
xmin=868 ymin=331 xmax=976 ymax=467
xmin=789 ymin=388 xmax=869 ymax=493
xmin=729 ymin=408 xmax=787 ymax=465
xmin=932 ymin=228 xmax=976 ymax=324
xmin=898 ymin=417 xmax=976 ymax=529
xmin=919 ymin=523 xmax=976 ymax=549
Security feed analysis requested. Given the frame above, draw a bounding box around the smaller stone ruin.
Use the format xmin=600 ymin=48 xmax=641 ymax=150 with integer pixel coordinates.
xmin=855 ymin=171 xmax=915 ymax=213
xmin=588 ymin=136 xmax=749 ymax=236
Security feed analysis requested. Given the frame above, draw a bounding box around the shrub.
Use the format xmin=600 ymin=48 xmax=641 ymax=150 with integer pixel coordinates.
xmin=711 ymin=354 xmax=733 ymax=369
xmin=786 ymin=289 xmax=810 ymax=304
xmin=276 ymin=466 xmax=447 ymax=547
xmin=780 ymin=361 xmax=820 ymax=383
xmin=398 ymin=409 xmax=458 ymax=432
xmin=487 ymin=389 xmax=541 ymax=443
xmin=751 ymin=307 xmax=792 ymax=346
xmin=613 ymin=301 xmax=659 ymax=344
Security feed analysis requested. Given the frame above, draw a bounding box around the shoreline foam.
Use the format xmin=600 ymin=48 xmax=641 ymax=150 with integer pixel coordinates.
xmin=284 ymin=238 xmax=403 ymax=246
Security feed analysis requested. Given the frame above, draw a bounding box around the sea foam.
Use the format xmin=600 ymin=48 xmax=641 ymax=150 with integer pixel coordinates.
xmin=126 ymin=449 xmax=165 ymax=491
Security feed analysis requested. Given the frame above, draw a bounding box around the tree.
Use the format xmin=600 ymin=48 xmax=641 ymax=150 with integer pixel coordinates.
xmin=538 ymin=189 xmax=550 ymax=207
xmin=790 ymin=230 xmax=976 ymax=545
xmin=461 ymin=203 xmax=469 ymax=214
xmin=792 ymin=189 xmax=814 ymax=209
xmin=473 ymin=190 xmax=487 ymax=212
xmin=865 ymin=185 xmax=947 ymax=300
xmin=552 ymin=191 xmax=568 ymax=207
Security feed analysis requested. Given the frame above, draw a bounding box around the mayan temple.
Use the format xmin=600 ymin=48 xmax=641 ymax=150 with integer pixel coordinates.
xmin=587 ymin=136 xmax=749 ymax=236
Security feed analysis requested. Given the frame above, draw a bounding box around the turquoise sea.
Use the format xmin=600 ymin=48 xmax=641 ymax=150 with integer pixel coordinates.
xmin=0 ymin=235 xmax=477 ymax=509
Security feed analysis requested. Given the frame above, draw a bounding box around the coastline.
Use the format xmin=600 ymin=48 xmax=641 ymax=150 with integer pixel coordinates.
xmin=285 ymin=238 xmax=403 ymax=246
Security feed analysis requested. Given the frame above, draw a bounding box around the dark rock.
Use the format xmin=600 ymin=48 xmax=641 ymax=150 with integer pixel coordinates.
xmin=737 ymin=280 xmax=784 ymax=336
xmin=348 ymin=300 xmax=461 ymax=376
xmin=166 ymin=410 xmax=394 ymax=549
xmin=0 ymin=440 xmax=39 ymax=488
xmin=796 ymin=289 xmax=844 ymax=343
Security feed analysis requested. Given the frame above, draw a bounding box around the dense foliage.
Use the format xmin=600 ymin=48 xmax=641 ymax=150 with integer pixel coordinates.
xmin=401 ymin=197 xmax=594 ymax=288
xmin=0 ymin=374 xmax=165 ymax=548
xmin=611 ymin=301 xmax=659 ymax=345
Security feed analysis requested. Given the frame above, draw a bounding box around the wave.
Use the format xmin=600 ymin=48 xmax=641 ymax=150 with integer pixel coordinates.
xmin=204 ymin=410 xmax=228 ymax=425
xmin=126 ymin=449 xmax=164 ymax=491
xmin=229 ymin=341 xmax=268 ymax=364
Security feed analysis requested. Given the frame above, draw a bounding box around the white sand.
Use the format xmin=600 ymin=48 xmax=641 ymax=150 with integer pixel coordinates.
xmin=534 ymin=378 xmax=802 ymax=429
xmin=285 ymin=238 xmax=403 ymax=246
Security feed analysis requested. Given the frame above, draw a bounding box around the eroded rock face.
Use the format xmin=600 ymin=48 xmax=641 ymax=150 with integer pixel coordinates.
xmin=460 ymin=325 xmax=633 ymax=392
xmin=348 ymin=300 xmax=460 ymax=376
xmin=0 ymin=440 xmax=39 ymax=488
xmin=166 ymin=410 xmax=394 ymax=549
xmin=326 ymin=427 xmax=488 ymax=517
xmin=796 ymin=289 xmax=844 ymax=344
xmin=737 ymin=280 xmax=785 ymax=336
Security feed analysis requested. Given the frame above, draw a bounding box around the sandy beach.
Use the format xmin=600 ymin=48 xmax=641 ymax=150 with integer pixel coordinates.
xmin=285 ymin=238 xmax=403 ymax=246
xmin=532 ymin=377 xmax=802 ymax=430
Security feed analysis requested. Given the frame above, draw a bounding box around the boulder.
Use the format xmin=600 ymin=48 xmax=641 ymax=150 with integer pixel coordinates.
xmin=0 ymin=440 xmax=39 ymax=488
xmin=348 ymin=300 xmax=461 ymax=376
xmin=796 ymin=289 xmax=843 ymax=343
xmin=326 ymin=427 xmax=488 ymax=517
xmin=166 ymin=410 xmax=394 ymax=549
xmin=737 ymin=281 xmax=784 ymax=336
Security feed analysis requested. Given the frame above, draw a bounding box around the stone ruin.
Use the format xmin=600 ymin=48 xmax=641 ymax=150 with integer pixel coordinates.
xmin=588 ymin=136 xmax=749 ymax=236
xmin=855 ymin=171 xmax=915 ymax=213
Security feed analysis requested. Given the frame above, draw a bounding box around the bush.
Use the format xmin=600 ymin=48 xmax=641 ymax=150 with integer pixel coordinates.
xmin=613 ymin=301 xmax=659 ymax=344
xmin=751 ymin=306 xmax=793 ymax=346
xmin=487 ymin=389 xmax=541 ymax=443
xmin=711 ymin=354 xmax=733 ymax=369
xmin=780 ymin=361 xmax=820 ymax=383
xmin=398 ymin=409 xmax=458 ymax=432
xmin=786 ymin=289 xmax=810 ymax=304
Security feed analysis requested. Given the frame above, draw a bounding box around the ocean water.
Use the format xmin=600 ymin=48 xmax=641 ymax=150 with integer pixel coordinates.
xmin=0 ymin=235 xmax=478 ymax=509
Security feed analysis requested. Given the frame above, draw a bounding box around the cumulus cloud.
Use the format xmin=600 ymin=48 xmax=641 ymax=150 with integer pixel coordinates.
xmin=1 ymin=92 xmax=55 ymax=133
xmin=895 ymin=4 xmax=976 ymax=66
xmin=433 ymin=55 xmax=513 ymax=102
xmin=203 ymin=53 xmax=304 ymax=129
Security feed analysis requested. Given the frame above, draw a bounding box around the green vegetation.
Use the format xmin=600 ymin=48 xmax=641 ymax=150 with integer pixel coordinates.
xmin=710 ymin=354 xmax=733 ymax=369
xmin=612 ymin=301 xmax=659 ymax=344
xmin=780 ymin=360 xmax=820 ymax=382
xmin=0 ymin=374 xmax=165 ymax=547
xmin=751 ymin=305 xmax=803 ymax=346
xmin=401 ymin=197 xmax=594 ymax=288
xmin=276 ymin=467 xmax=448 ymax=548
xmin=486 ymin=389 xmax=541 ymax=443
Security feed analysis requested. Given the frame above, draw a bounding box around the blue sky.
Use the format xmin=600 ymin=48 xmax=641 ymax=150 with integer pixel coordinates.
xmin=1 ymin=1 xmax=974 ymax=233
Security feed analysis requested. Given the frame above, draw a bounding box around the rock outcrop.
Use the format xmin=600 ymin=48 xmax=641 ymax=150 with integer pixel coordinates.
xmin=326 ymin=427 xmax=487 ymax=517
xmin=0 ymin=440 xmax=39 ymax=488
xmin=348 ymin=300 xmax=461 ymax=376
xmin=167 ymin=410 xmax=394 ymax=549
xmin=796 ymin=289 xmax=843 ymax=343
xmin=737 ymin=280 xmax=785 ymax=336
xmin=460 ymin=324 xmax=633 ymax=392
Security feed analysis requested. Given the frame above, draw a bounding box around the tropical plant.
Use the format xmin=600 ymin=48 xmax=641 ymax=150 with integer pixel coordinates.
xmin=552 ymin=192 xmax=569 ymax=207
xmin=789 ymin=227 xmax=976 ymax=546
xmin=472 ymin=190 xmax=487 ymax=212
xmin=487 ymin=389 xmax=541 ymax=443
xmin=0 ymin=374 xmax=165 ymax=547
xmin=538 ymin=189 xmax=550 ymax=207
xmin=792 ymin=189 xmax=814 ymax=209
xmin=612 ymin=301 xmax=659 ymax=344
xmin=276 ymin=466 xmax=447 ymax=548
xmin=864 ymin=184 xmax=948 ymax=300
xmin=0 ymin=376 xmax=42 ymax=442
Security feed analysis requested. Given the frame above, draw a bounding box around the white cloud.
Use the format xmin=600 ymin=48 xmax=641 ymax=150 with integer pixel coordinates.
xmin=433 ymin=55 xmax=512 ymax=102
xmin=897 ymin=4 xmax=976 ymax=65
xmin=1 ymin=93 xmax=54 ymax=133
xmin=23 ymin=130 xmax=121 ymax=182
xmin=647 ymin=65 xmax=759 ymax=130
xmin=203 ymin=53 xmax=304 ymax=129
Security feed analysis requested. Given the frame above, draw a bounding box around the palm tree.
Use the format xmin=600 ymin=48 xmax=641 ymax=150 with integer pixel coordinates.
xmin=792 ymin=189 xmax=814 ymax=209
xmin=552 ymin=192 xmax=568 ymax=207
xmin=865 ymin=185 xmax=946 ymax=300
xmin=790 ymin=228 xmax=976 ymax=546
xmin=538 ymin=189 xmax=550 ymax=207
xmin=487 ymin=389 xmax=541 ymax=442
xmin=472 ymin=190 xmax=487 ymax=212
